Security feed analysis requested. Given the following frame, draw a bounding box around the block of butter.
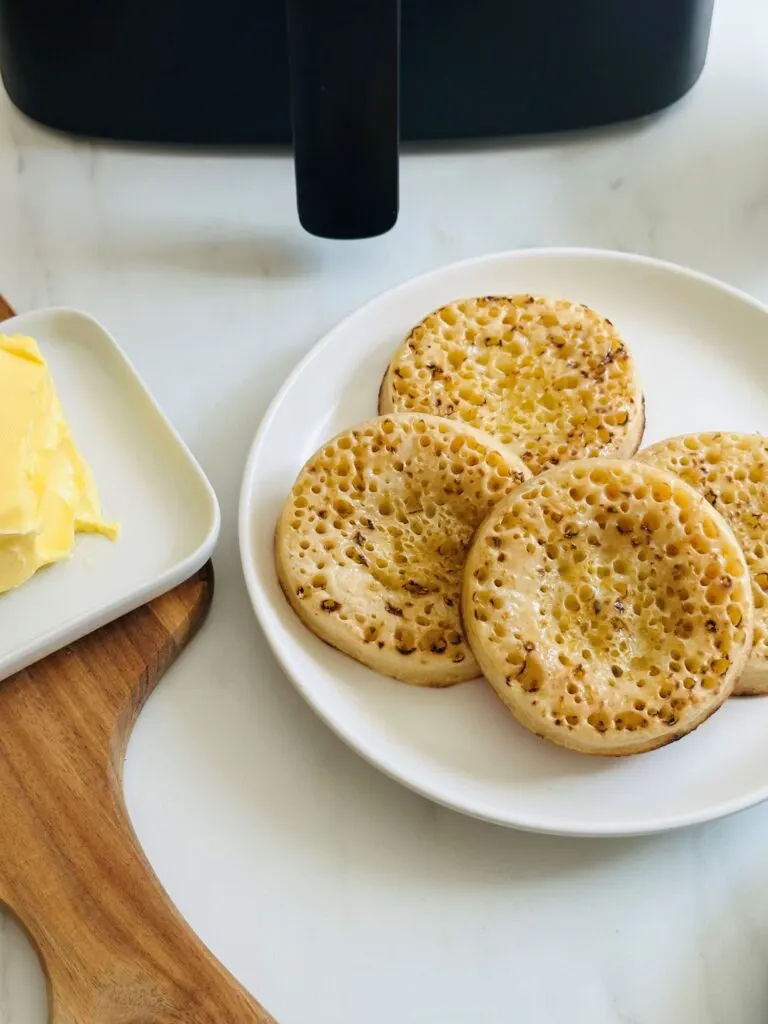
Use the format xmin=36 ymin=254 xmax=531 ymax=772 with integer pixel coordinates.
xmin=0 ymin=334 xmax=118 ymax=595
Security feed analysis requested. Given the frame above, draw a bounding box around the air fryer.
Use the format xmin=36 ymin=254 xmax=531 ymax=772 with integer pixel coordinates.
xmin=0 ymin=0 xmax=714 ymax=239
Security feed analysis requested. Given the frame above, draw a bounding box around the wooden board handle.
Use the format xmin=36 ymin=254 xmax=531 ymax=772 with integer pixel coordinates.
xmin=0 ymin=300 xmax=276 ymax=1022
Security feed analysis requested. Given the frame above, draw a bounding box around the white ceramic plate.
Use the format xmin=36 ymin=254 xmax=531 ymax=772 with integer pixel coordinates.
xmin=0 ymin=308 xmax=220 ymax=681
xmin=240 ymin=248 xmax=768 ymax=837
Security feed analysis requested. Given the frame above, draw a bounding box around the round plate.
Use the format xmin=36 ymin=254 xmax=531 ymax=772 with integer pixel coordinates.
xmin=240 ymin=247 xmax=768 ymax=837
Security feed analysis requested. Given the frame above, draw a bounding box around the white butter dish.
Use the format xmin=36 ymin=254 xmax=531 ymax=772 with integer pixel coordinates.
xmin=0 ymin=308 xmax=220 ymax=681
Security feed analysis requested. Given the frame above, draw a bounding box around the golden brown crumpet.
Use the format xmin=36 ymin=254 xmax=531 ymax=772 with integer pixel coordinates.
xmin=639 ymin=432 xmax=768 ymax=695
xmin=380 ymin=295 xmax=644 ymax=475
xmin=276 ymin=413 xmax=529 ymax=686
xmin=462 ymin=459 xmax=753 ymax=755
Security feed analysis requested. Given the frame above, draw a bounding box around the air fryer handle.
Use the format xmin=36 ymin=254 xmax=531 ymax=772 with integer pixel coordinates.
xmin=285 ymin=0 xmax=400 ymax=239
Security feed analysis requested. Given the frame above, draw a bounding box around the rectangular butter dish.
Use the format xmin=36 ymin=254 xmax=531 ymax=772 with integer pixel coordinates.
xmin=0 ymin=308 xmax=220 ymax=681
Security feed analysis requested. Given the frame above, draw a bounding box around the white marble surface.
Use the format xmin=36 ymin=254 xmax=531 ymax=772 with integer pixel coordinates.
xmin=2 ymin=1 xmax=768 ymax=1021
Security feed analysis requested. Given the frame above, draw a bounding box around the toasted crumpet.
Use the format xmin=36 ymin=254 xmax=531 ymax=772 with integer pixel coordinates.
xmin=462 ymin=459 xmax=753 ymax=755
xmin=638 ymin=432 xmax=768 ymax=695
xmin=276 ymin=413 xmax=529 ymax=686
xmin=379 ymin=295 xmax=645 ymax=475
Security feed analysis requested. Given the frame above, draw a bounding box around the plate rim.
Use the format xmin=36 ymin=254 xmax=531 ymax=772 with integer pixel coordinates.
xmin=239 ymin=246 xmax=768 ymax=837
xmin=1 ymin=305 xmax=221 ymax=680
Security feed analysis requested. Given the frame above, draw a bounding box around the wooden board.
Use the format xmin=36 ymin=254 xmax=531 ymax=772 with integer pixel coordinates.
xmin=0 ymin=298 xmax=276 ymax=1023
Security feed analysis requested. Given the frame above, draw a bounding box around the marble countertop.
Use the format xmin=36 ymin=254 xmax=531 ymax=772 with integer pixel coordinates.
xmin=2 ymin=1 xmax=768 ymax=1021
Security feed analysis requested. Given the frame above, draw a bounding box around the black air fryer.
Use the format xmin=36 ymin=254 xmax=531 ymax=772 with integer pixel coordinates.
xmin=0 ymin=0 xmax=714 ymax=239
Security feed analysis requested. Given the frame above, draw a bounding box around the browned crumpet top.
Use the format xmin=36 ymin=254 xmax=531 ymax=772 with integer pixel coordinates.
xmin=639 ymin=432 xmax=768 ymax=695
xmin=462 ymin=459 xmax=753 ymax=755
xmin=380 ymin=295 xmax=645 ymax=475
xmin=276 ymin=412 xmax=529 ymax=686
